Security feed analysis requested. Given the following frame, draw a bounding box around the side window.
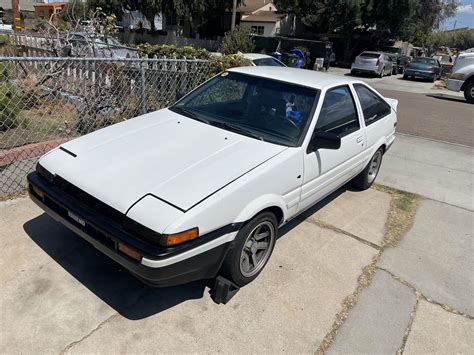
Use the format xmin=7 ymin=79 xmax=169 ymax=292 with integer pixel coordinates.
xmin=354 ymin=84 xmax=391 ymax=125
xmin=315 ymin=86 xmax=360 ymax=136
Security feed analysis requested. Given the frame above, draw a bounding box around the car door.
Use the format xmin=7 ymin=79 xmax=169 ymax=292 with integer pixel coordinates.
xmin=298 ymin=85 xmax=366 ymax=212
xmin=353 ymin=84 xmax=395 ymax=160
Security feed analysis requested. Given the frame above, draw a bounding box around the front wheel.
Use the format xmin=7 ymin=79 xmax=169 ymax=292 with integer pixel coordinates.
xmin=220 ymin=212 xmax=277 ymax=286
xmin=463 ymin=81 xmax=474 ymax=104
xmin=352 ymin=148 xmax=384 ymax=190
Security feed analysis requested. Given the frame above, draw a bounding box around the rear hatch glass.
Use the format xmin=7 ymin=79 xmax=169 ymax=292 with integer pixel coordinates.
xmin=360 ymin=53 xmax=380 ymax=58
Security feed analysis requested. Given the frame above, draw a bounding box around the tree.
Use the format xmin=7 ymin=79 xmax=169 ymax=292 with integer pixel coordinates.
xmin=219 ymin=26 xmax=255 ymax=54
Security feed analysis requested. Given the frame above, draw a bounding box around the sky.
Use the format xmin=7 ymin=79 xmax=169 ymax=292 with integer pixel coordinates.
xmin=442 ymin=0 xmax=474 ymax=30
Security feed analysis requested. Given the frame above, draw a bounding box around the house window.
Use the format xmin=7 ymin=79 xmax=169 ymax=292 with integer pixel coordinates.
xmin=167 ymin=15 xmax=184 ymax=26
xmin=39 ymin=9 xmax=45 ymax=18
xmin=251 ymin=26 xmax=264 ymax=35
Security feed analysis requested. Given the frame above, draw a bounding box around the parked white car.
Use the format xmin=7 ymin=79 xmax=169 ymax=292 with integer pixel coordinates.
xmin=242 ymin=53 xmax=286 ymax=67
xmin=447 ymin=49 xmax=474 ymax=104
xmin=28 ymin=67 xmax=397 ymax=288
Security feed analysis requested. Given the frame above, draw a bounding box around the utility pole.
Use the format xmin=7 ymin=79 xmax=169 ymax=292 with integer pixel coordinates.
xmin=12 ymin=0 xmax=21 ymax=32
xmin=231 ymin=0 xmax=237 ymax=31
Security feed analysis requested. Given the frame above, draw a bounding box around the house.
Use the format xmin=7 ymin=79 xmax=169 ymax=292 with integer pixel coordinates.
xmin=238 ymin=0 xmax=286 ymax=36
xmin=34 ymin=2 xmax=66 ymax=21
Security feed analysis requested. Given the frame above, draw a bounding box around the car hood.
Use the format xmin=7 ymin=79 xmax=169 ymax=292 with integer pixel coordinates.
xmin=40 ymin=109 xmax=286 ymax=213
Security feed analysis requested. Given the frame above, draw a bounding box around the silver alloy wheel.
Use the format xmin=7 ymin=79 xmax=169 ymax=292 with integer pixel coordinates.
xmin=470 ymin=86 xmax=474 ymax=99
xmin=239 ymin=221 xmax=275 ymax=278
xmin=367 ymin=151 xmax=382 ymax=183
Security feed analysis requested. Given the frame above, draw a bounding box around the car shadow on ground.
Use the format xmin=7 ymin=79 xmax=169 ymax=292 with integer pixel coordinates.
xmin=23 ymin=185 xmax=357 ymax=320
xmin=23 ymin=215 xmax=208 ymax=320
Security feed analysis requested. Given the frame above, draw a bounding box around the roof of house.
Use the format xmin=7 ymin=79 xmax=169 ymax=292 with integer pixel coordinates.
xmin=241 ymin=11 xmax=286 ymax=23
xmin=228 ymin=66 xmax=363 ymax=90
xmin=237 ymin=0 xmax=275 ymax=14
xmin=34 ymin=2 xmax=67 ymax=7
xmin=0 ymin=0 xmax=35 ymax=12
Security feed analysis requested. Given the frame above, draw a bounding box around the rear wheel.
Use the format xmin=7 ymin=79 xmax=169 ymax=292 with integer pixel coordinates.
xmin=463 ymin=81 xmax=474 ymax=104
xmin=351 ymin=69 xmax=357 ymax=76
xmin=379 ymin=67 xmax=385 ymax=78
xmin=220 ymin=212 xmax=277 ymax=286
xmin=403 ymin=74 xmax=409 ymax=80
xmin=352 ymin=148 xmax=383 ymax=190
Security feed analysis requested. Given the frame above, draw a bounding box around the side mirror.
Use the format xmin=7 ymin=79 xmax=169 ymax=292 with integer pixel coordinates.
xmin=307 ymin=131 xmax=341 ymax=153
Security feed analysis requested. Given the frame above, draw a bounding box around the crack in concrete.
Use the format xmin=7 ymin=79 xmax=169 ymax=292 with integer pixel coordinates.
xmin=397 ymin=294 xmax=420 ymax=355
xmin=60 ymin=313 xmax=120 ymax=354
xmin=315 ymin=187 xmax=423 ymax=354
xmin=304 ymin=218 xmax=382 ymax=251
xmin=377 ymin=266 xmax=474 ymax=320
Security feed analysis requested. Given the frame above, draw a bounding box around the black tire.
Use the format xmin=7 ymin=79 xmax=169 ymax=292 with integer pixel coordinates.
xmin=463 ymin=81 xmax=474 ymax=104
xmin=430 ymin=74 xmax=436 ymax=83
xmin=403 ymin=74 xmax=409 ymax=80
xmin=351 ymin=69 xmax=357 ymax=76
xmin=220 ymin=212 xmax=278 ymax=287
xmin=379 ymin=68 xmax=385 ymax=78
xmin=352 ymin=148 xmax=384 ymax=190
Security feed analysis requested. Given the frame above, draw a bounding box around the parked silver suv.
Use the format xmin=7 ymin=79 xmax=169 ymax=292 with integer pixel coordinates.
xmin=447 ymin=50 xmax=474 ymax=104
xmin=351 ymin=52 xmax=393 ymax=78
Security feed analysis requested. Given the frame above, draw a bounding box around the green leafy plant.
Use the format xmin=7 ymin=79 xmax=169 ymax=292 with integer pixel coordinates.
xmin=0 ymin=82 xmax=24 ymax=131
xmin=136 ymin=44 xmax=210 ymax=59
xmin=209 ymin=54 xmax=252 ymax=75
xmin=219 ymin=26 xmax=255 ymax=55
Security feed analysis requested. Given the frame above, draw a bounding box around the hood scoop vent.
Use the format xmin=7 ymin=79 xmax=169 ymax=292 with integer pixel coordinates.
xmin=60 ymin=146 xmax=77 ymax=157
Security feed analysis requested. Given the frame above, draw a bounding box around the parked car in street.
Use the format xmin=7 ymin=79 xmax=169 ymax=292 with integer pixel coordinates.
xmin=63 ymin=32 xmax=138 ymax=59
xmin=351 ymin=52 xmax=393 ymax=77
xmin=447 ymin=50 xmax=474 ymax=104
xmin=28 ymin=67 xmax=397 ymax=289
xmin=403 ymin=57 xmax=441 ymax=82
xmin=242 ymin=53 xmax=286 ymax=67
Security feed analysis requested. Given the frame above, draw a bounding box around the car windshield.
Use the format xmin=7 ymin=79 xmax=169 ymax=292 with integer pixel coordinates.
xmin=413 ymin=58 xmax=437 ymax=65
xmin=171 ymin=72 xmax=318 ymax=146
xmin=253 ymin=58 xmax=285 ymax=67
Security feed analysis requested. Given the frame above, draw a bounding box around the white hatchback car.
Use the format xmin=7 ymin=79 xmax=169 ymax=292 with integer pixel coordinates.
xmin=242 ymin=53 xmax=286 ymax=67
xmin=29 ymin=67 xmax=397 ymax=288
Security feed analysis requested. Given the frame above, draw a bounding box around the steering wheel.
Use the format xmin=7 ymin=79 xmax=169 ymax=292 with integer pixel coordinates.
xmin=282 ymin=116 xmax=299 ymax=131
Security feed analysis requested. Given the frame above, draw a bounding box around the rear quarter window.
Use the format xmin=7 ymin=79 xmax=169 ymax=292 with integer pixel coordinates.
xmin=354 ymin=84 xmax=391 ymax=125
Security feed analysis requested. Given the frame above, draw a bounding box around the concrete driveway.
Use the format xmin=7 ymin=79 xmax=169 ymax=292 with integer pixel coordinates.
xmin=1 ymin=189 xmax=385 ymax=353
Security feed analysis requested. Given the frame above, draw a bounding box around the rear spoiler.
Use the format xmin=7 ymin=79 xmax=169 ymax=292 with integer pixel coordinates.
xmin=385 ymin=97 xmax=399 ymax=112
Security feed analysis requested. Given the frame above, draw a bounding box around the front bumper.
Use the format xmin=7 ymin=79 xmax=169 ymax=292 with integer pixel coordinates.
xmin=27 ymin=172 xmax=235 ymax=287
xmin=446 ymin=78 xmax=464 ymax=92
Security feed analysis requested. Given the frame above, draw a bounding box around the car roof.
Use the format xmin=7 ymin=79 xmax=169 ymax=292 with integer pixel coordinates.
xmin=227 ymin=66 xmax=360 ymax=90
xmin=242 ymin=53 xmax=277 ymax=60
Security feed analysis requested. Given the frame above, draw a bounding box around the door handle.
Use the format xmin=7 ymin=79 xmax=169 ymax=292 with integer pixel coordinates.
xmin=356 ymin=136 xmax=364 ymax=143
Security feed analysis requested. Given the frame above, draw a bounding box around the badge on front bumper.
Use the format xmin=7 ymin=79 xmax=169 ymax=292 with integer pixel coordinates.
xmin=68 ymin=211 xmax=86 ymax=227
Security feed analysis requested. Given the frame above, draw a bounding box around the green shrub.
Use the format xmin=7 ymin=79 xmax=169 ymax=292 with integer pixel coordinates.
xmin=219 ymin=26 xmax=255 ymax=55
xmin=209 ymin=54 xmax=252 ymax=75
xmin=0 ymin=62 xmax=13 ymax=82
xmin=0 ymin=82 xmax=24 ymax=131
xmin=136 ymin=44 xmax=210 ymax=59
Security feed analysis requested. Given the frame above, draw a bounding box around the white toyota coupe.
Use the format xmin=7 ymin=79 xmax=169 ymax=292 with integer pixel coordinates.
xmin=29 ymin=66 xmax=397 ymax=288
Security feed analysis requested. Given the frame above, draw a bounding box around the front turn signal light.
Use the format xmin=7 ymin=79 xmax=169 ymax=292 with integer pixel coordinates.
xmin=118 ymin=242 xmax=142 ymax=261
xmin=31 ymin=184 xmax=44 ymax=200
xmin=160 ymin=228 xmax=199 ymax=246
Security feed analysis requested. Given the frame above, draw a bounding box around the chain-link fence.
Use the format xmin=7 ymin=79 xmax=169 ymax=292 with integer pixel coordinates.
xmin=0 ymin=57 xmax=213 ymax=197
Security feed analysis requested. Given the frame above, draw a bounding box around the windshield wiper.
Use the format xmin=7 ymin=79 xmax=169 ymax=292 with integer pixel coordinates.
xmin=216 ymin=122 xmax=265 ymax=141
xmin=170 ymin=106 xmax=210 ymax=124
